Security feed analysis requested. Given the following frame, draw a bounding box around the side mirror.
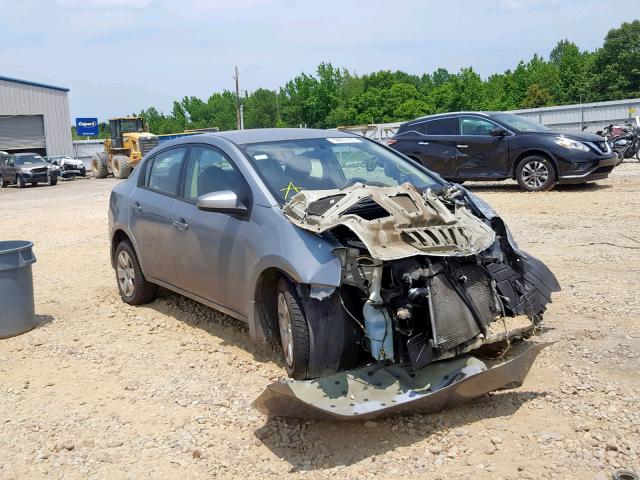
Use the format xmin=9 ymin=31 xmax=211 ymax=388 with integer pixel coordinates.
xmin=489 ymin=127 xmax=508 ymax=137
xmin=197 ymin=190 xmax=247 ymax=216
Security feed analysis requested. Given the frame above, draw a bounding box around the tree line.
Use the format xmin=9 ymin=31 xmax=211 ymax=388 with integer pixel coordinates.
xmin=73 ymin=20 xmax=640 ymax=139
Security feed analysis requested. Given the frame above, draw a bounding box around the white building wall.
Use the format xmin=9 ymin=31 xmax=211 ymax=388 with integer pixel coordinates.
xmin=0 ymin=78 xmax=73 ymax=156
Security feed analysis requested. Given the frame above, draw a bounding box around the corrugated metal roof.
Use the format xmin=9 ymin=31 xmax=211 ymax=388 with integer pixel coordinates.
xmin=0 ymin=75 xmax=69 ymax=92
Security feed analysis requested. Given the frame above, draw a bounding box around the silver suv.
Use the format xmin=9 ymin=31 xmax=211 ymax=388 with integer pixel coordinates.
xmin=109 ymin=129 xmax=559 ymax=381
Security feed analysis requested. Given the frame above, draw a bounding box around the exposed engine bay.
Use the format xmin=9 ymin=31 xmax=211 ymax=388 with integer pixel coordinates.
xmin=282 ymin=182 xmax=560 ymax=370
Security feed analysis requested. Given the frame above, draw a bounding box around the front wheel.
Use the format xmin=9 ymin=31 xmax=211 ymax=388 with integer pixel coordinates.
xmin=112 ymin=155 xmax=133 ymax=179
xmin=114 ymin=241 xmax=157 ymax=305
xmin=47 ymin=176 xmax=57 ymax=186
xmin=0 ymin=175 xmax=5 ymax=188
xmin=516 ymin=156 xmax=556 ymax=192
xmin=16 ymin=175 xmax=26 ymax=188
xmin=276 ymin=278 xmax=310 ymax=380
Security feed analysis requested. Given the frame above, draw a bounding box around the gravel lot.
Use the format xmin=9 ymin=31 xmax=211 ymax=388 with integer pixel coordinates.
xmin=1 ymin=164 xmax=639 ymax=479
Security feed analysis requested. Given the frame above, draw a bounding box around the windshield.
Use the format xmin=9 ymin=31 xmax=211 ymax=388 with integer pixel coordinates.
xmin=241 ymin=137 xmax=441 ymax=203
xmin=492 ymin=113 xmax=552 ymax=132
xmin=16 ymin=155 xmax=46 ymax=166
xmin=120 ymin=119 xmax=143 ymax=133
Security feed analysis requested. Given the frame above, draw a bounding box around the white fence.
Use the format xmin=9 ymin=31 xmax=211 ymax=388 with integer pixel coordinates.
xmin=337 ymin=98 xmax=640 ymax=140
xmin=72 ymin=139 xmax=104 ymax=168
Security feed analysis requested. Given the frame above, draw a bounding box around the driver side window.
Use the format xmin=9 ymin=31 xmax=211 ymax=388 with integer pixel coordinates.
xmin=460 ymin=116 xmax=496 ymax=136
xmin=183 ymin=146 xmax=245 ymax=202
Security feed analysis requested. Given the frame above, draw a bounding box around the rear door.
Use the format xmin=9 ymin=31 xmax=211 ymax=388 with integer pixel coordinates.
xmin=417 ymin=117 xmax=460 ymax=179
xmin=128 ymin=146 xmax=188 ymax=284
xmin=456 ymin=116 xmax=509 ymax=179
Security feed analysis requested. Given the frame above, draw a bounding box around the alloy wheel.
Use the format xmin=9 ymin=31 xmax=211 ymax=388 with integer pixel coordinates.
xmin=277 ymin=292 xmax=294 ymax=368
xmin=116 ymin=250 xmax=136 ymax=298
xmin=521 ymin=161 xmax=549 ymax=189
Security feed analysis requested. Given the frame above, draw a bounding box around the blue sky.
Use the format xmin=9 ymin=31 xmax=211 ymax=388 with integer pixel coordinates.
xmin=1 ymin=0 xmax=638 ymax=122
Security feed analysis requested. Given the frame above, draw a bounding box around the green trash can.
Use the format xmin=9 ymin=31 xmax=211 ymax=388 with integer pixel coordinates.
xmin=0 ymin=241 xmax=36 ymax=338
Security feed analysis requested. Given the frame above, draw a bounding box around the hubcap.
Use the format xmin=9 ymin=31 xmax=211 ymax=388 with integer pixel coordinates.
xmin=116 ymin=250 xmax=136 ymax=297
xmin=277 ymin=292 xmax=294 ymax=368
xmin=521 ymin=161 xmax=549 ymax=189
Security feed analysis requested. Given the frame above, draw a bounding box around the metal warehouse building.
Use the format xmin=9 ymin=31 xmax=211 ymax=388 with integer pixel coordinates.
xmin=0 ymin=75 xmax=73 ymax=156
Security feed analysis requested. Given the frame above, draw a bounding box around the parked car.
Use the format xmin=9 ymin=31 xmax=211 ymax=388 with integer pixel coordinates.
xmin=44 ymin=155 xmax=87 ymax=178
xmin=0 ymin=152 xmax=59 ymax=188
xmin=109 ymin=128 xmax=559 ymax=400
xmin=388 ymin=112 xmax=618 ymax=191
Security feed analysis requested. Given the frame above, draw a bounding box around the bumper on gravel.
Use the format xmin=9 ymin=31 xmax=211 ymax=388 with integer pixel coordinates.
xmin=254 ymin=342 xmax=549 ymax=421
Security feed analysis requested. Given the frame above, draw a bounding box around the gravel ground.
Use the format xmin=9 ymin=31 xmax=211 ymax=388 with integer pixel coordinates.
xmin=0 ymin=163 xmax=639 ymax=479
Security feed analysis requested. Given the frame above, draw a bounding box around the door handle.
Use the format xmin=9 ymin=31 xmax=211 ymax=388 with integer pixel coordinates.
xmin=418 ymin=141 xmax=430 ymax=145
xmin=131 ymin=201 xmax=142 ymax=213
xmin=457 ymin=144 xmax=469 ymax=148
xmin=172 ymin=218 xmax=189 ymax=231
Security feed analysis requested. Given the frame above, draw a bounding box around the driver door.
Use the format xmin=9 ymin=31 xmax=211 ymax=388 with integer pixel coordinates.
xmin=172 ymin=145 xmax=252 ymax=316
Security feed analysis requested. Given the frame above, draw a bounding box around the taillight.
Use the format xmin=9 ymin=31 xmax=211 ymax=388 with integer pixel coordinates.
xmin=387 ymin=139 xmax=398 ymax=146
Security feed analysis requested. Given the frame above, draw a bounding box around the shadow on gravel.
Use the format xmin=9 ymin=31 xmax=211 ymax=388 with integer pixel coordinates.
xmin=255 ymin=389 xmax=549 ymax=471
xmin=464 ymin=181 xmax=611 ymax=193
xmin=34 ymin=314 xmax=54 ymax=329
xmin=147 ymin=289 xmax=284 ymax=368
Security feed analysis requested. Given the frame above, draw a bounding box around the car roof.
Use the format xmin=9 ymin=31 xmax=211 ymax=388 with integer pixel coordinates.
xmin=14 ymin=152 xmax=42 ymax=156
xmin=403 ymin=111 xmax=501 ymax=125
xmin=200 ymin=128 xmax=358 ymax=145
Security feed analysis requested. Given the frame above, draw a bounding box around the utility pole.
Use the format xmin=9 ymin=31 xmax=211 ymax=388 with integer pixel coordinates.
xmin=233 ymin=66 xmax=241 ymax=130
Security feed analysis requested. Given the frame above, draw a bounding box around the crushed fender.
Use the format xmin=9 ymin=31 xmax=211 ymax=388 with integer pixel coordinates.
xmin=254 ymin=342 xmax=549 ymax=421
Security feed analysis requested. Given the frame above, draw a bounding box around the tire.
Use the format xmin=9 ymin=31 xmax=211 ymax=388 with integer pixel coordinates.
xmin=16 ymin=175 xmax=26 ymax=189
xmin=114 ymin=240 xmax=157 ymax=305
xmin=614 ymin=151 xmax=624 ymax=166
xmin=47 ymin=176 xmax=57 ymax=186
xmin=516 ymin=155 xmax=556 ymax=192
xmin=276 ymin=278 xmax=311 ymax=380
xmin=0 ymin=175 xmax=5 ymax=188
xmin=31 ymin=182 xmax=38 ymax=187
xmin=112 ymin=154 xmax=133 ymax=179
xmin=91 ymin=154 xmax=109 ymax=179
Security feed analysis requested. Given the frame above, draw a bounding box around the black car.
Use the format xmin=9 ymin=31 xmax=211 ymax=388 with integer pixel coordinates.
xmin=388 ymin=112 xmax=618 ymax=191
xmin=0 ymin=153 xmax=59 ymax=188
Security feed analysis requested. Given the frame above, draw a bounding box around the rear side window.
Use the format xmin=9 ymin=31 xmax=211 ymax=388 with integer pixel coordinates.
xmin=409 ymin=122 xmax=427 ymax=134
xmin=426 ymin=117 xmax=459 ymax=135
xmin=145 ymin=147 xmax=187 ymax=196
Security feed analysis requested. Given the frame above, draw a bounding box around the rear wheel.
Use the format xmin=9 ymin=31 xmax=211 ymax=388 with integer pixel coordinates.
xmin=91 ymin=154 xmax=109 ymax=179
xmin=112 ymin=155 xmax=133 ymax=179
xmin=276 ymin=278 xmax=310 ymax=380
xmin=516 ymin=155 xmax=556 ymax=192
xmin=115 ymin=241 xmax=157 ymax=305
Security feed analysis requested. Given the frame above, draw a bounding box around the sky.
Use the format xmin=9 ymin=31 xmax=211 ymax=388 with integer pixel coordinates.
xmin=1 ymin=0 xmax=638 ymax=122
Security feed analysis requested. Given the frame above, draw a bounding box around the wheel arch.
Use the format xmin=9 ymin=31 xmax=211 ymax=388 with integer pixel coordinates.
xmin=110 ymin=228 xmax=145 ymax=274
xmin=251 ymin=266 xmax=297 ymax=346
xmin=511 ymin=149 xmax=558 ymax=180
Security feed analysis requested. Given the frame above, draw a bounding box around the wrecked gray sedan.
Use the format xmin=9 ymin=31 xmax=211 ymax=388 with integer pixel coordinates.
xmin=108 ymin=128 xmax=560 ymax=419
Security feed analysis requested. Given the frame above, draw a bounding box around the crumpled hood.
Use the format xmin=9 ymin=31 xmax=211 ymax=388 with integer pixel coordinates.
xmin=282 ymin=183 xmax=496 ymax=261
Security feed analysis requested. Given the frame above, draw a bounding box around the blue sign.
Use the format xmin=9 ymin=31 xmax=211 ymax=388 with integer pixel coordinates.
xmin=76 ymin=117 xmax=99 ymax=136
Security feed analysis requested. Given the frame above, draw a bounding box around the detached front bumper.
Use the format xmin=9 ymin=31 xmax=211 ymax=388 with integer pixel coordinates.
xmin=558 ymin=154 xmax=618 ymax=184
xmin=254 ymin=342 xmax=549 ymax=420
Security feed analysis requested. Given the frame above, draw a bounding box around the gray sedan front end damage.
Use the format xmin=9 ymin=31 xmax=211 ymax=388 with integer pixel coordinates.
xmin=256 ymin=181 xmax=559 ymax=419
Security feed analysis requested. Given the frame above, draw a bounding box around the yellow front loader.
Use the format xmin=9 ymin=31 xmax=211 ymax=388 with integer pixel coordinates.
xmin=91 ymin=117 xmax=159 ymax=179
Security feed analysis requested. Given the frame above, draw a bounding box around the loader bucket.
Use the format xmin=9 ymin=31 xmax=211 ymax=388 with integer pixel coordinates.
xmin=254 ymin=342 xmax=549 ymax=421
